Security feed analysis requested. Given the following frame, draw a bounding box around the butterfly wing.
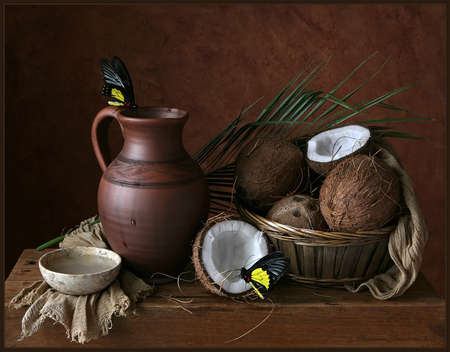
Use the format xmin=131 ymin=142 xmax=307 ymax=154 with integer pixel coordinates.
xmin=101 ymin=85 xmax=128 ymax=106
xmin=243 ymin=251 xmax=289 ymax=299
xmin=263 ymin=256 xmax=290 ymax=287
xmin=100 ymin=57 xmax=136 ymax=107
xmin=112 ymin=56 xmax=135 ymax=105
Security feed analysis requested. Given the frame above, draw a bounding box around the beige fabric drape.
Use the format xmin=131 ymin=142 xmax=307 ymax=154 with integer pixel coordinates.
xmin=348 ymin=140 xmax=429 ymax=299
xmin=9 ymin=217 xmax=155 ymax=343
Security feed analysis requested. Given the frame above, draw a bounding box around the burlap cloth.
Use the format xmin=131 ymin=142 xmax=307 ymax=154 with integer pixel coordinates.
xmin=9 ymin=216 xmax=155 ymax=344
xmin=348 ymin=139 xmax=429 ymax=299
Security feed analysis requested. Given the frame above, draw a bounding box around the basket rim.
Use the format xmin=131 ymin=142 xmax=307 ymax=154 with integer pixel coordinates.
xmin=236 ymin=202 xmax=393 ymax=246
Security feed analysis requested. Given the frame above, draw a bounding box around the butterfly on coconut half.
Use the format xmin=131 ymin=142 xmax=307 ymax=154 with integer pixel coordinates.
xmin=100 ymin=56 xmax=137 ymax=109
xmin=240 ymin=251 xmax=289 ymax=299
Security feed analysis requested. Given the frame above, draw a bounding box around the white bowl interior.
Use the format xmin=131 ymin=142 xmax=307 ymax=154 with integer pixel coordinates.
xmin=40 ymin=247 xmax=121 ymax=276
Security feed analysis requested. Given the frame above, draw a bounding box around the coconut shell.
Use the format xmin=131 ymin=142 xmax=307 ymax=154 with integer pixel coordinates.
xmin=319 ymin=154 xmax=401 ymax=232
xmin=192 ymin=216 xmax=258 ymax=299
xmin=235 ymin=138 xmax=306 ymax=214
xmin=267 ymin=195 xmax=327 ymax=230
xmin=307 ymin=140 xmax=372 ymax=176
xmin=306 ymin=125 xmax=372 ymax=176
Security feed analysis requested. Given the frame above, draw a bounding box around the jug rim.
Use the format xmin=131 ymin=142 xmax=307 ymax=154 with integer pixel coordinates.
xmin=119 ymin=106 xmax=188 ymax=120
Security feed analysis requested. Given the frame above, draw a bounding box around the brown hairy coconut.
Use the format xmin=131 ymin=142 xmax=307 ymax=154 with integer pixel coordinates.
xmin=235 ymin=138 xmax=306 ymax=214
xmin=192 ymin=216 xmax=269 ymax=298
xmin=267 ymin=195 xmax=327 ymax=230
xmin=319 ymin=154 xmax=401 ymax=232
xmin=307 ymin=125 xmax=372 ymax=176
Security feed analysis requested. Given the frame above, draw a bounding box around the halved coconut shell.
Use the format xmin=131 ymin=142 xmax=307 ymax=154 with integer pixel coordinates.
xmin=307 ymin=125 xmax=372 ymax=175
xmin=192 ymin=217 xmax=269 ymax=298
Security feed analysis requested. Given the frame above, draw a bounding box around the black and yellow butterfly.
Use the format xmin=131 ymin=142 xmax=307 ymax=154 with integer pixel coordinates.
xmin=240 ymin=251 xmax=289 ymax=299
xmin=100 ymin=56 xmax=136 ymax=109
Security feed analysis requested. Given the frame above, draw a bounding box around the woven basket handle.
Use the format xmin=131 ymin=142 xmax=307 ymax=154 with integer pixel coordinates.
xmin=91 ymin=106 xmax=123 ymax=172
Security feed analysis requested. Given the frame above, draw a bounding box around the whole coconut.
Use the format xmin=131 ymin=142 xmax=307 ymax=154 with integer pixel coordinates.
xmin=319 ymin=155 xmax=401 ymax=232
xmin=267 ymin=195 xmax=327 ymax=230
xmin=235 ymin=138 xmax=306 ymax=214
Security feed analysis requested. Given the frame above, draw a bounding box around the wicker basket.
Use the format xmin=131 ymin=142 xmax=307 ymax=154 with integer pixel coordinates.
xmin=237 ymin=203 xmax=394 ymax=287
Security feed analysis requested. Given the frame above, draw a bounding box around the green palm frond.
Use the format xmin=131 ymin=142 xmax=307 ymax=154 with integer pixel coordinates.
xmin=193 ymin=54 xmax=432 ymax=216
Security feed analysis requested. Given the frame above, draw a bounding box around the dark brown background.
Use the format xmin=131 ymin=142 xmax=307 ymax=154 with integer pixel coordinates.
xmin=5 ymin=4 xmax=446 ymax=296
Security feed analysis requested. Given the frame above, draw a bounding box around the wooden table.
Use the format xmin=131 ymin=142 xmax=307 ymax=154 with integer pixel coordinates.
xmin=5 ymin=249 xmax=445 ymax=349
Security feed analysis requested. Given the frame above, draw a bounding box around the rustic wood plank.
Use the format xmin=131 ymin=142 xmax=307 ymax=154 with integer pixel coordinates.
xmin=6 ymin=248 xmax=46 ymax=282
xmin=8 ymin=250 xmax=441 ymax=305
xmin=4 ymin=249 xmax=445 ymax=349
xmin=6 ymin=249 xmax=444 ymax=304
xmin=5 ymin=277 xmax=444 ymax=309
xmin=5 ymin=295 xmax=445 ymax=348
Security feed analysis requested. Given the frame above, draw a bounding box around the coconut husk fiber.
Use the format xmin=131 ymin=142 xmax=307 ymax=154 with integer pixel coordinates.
xmin=319 ymin=154 xmax=402 ymax=232
xmin=235 ymin=137 xmax=306 ymax=214
xmin=347 ymin=139 xmax=429 ymax=299
xmin=9 ymin=216 xmax=155 ymax=344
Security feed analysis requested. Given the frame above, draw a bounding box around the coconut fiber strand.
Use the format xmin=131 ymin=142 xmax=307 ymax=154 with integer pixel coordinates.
xmin=9 ymin=216 xmax=155 ymax=344
xmin=348 ymin=140 xmax=428 ymax=300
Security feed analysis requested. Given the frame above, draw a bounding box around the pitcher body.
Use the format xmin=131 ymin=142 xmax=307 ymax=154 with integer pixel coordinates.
xmin=92 ymin=106 xmax=209 ymax=277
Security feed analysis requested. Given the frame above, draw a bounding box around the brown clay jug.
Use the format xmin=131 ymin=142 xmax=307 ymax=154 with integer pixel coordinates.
xmin=91 ymin=106 xmax=209 ymax=279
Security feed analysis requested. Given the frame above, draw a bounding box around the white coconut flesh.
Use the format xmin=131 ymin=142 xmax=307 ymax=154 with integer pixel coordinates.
xmin=201 ymin=220 xmax=269 ymax=294
xmin=307 ymin=125 xmax=370 ymax=163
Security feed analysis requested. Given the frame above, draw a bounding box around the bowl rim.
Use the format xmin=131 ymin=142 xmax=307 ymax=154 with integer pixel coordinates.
xmin=38 ymin=246 xmax=121 ymax=277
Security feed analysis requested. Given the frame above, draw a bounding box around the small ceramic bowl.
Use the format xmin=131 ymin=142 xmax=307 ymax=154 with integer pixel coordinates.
xmin=39 ymin=247 xmax=121 ymax=295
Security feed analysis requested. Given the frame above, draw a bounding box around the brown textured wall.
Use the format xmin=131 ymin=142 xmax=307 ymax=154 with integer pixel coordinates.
xmin=5 ymin=4 xmax=445 ymax=295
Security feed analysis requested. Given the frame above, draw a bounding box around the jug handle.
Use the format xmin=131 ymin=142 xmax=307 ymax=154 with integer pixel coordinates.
xmin=91 ymin=106 xmax=123 ymax=172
